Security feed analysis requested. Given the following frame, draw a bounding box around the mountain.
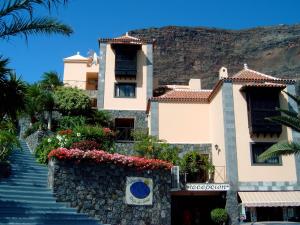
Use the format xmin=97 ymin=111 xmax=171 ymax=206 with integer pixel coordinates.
xmin=130 ymin=25 xmax=300 ymax=89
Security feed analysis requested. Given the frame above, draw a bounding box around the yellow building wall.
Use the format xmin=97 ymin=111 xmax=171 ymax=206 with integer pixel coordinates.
xmin=158 ymin=102 xmax=210 ymax=144
xmin=209 ymin=89 xmax=227 ymax=183
xmin=63 ymin=61 xmax=99 ymax=90
xmin=232 ymin=84 xmax=297 ymax=182
xmin=103 ymin=44 xmax=148 ymax=111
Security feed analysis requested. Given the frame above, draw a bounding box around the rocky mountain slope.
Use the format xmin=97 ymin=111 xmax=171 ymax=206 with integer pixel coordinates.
xmin=130 ymin=25 xmax=300 ymax=89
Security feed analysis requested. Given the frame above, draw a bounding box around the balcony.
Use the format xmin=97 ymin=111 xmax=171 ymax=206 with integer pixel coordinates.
xmin=171 ymin=166 xmax=227 ymax=190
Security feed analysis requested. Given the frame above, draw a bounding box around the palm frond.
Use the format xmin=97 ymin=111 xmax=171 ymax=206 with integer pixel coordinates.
xmin=259 ymin=141 xmax=300 ymax=160
xmin=276 ymin=108 xmax=298 ymax=118
xmin=266 ymin=115 xmax=300 ymax=132
xmin=0 ymin=56 xmax=10 ymax=81
xmin=0 ymin=0 xmax=69 ymax=19
xmin=283 ymin=90 xmax=300 ymax=106
xmin=0 ymin=16 xmax=73 ymax=40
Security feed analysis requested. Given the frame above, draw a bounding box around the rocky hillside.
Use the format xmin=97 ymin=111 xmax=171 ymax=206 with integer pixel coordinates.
xmin=130 ymin=25 xmax=300 ymax=89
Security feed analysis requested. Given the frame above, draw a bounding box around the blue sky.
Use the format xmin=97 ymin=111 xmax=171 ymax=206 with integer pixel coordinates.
xmin=1 ymin=0 xmax=300 ymax=83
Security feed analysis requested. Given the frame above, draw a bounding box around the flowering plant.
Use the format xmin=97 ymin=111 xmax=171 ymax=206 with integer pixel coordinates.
xmin=48 ymin=148 xmax=173 ymax=170
xmin=71 ymin=140 xmax=101 ymax=151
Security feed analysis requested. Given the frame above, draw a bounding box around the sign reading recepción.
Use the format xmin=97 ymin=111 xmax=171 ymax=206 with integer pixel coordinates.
xmin=185 ymin=183 xmax=230 ymax=191
xmin=126 ymin=177 xmax=153 ymax=205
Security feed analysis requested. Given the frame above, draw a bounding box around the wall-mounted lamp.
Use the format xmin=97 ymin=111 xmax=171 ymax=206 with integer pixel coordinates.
xmin=215 ymin=144 xmax=221 ymax=155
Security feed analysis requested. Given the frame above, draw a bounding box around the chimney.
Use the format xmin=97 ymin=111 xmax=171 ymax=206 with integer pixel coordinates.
xmin=219 ymin=66 xmax=228 ymax=79
xmin=189 ymin=79 xmax=201 ymax=90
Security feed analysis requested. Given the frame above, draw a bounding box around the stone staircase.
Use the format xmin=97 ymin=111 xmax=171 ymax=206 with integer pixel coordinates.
xmin=0 ymin=140 xmax=101 ymax=225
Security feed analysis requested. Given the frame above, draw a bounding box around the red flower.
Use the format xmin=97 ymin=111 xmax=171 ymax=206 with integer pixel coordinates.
xmin=58 ymin=129 xmax=73 ymax=135
xmin=48 ymin=148 xmax=173 ymax=170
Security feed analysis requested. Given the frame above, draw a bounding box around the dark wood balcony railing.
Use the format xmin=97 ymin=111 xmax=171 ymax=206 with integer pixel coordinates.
xmin=116 ymin=127 xmax=133 ymax=141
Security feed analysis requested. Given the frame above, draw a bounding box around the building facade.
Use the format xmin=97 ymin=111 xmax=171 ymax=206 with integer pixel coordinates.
xmin=63 ymin=34 xmax=300 ymax=225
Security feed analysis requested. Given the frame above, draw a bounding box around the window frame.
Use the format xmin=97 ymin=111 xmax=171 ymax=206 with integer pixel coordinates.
xmin=114 ymin=82 xmax=136 ymax=98
xmin=250 ymin=142 xmax=282 ymax=166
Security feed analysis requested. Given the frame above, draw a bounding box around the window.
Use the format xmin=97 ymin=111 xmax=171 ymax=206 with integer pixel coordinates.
xmin=115 ymin=118 xmax=134 ymax=141
xmin=251 ymin=142 xmax=281 ymax=165
xmin=115 ymin=83 xmax=136 ymax=98
xmin=246 ymin=88 xmax=282 ymax=136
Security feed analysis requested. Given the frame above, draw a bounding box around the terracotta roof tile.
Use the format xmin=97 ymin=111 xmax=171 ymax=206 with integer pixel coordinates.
xmin=152 ymin=90 xmax=212 ymax=102
xmin=232 ymin=68 xmax=279 ymax=80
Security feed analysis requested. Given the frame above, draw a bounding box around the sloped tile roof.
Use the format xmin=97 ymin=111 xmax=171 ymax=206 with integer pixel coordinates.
xmin=232 ymin=68 xmax=281 ymax=81
xmin=99 ymin=33 xmax=154 ymax=44
xmin=151 ymin=89 xmax=212 ymax=102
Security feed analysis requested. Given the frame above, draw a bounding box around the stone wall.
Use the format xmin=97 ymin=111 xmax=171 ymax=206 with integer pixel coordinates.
xmin=48 ymin=160 xmax=171 ymax=225
xmin=25 ymin=130 xmax=53 ymax=152
xmin=107 ymin=110 xmax=147 ymax=130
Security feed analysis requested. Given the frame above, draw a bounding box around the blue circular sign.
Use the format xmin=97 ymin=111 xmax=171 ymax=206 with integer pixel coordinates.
xmin=130 ymin=181 xmax=150 ymax=199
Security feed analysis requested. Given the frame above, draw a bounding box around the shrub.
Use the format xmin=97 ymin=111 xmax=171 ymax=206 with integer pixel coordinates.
xmin=210 ymin=208 xmax=227 ymax=225
xmin=54 ymin=87 xmax=91 ymax=116
xmin=58 ymin=115 xmax=86 ymax=130
xmin=35 ymin=130 xmax=79 ymax=164
xmin=73 ymin=125 xmax=114 ymax=151
xmin=48 ymin=148 xmax=173 ymax=170
xmin=180 ymin=151 xmax=215 ymax=182
xmin=132 ymin=130 xmax=180 ymax=164
xmin=71 ymin=140 xmax=101 ymax=151
xmin=87 ymin=110 xmax=112 ymax=127
xmin=0 ymin=130 xmax=20 ymax=162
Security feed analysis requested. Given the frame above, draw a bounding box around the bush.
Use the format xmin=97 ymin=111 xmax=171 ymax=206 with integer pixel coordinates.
xmin=35 ymin=130 xmax=79 ymax=164
xmin=86 ymin=110 xmax=112 ymax=127
xmin=71 ymin=140 xmax=101 ymax=151
xmin=0 ymin=130 xmax=20 ymax=162
xmin=54 ymin=87 xmax=91 ymax=116
xmin=73 ymin=125 xmax=114 ymax=151
xmin=210 ymin=208 xmax=227 ymax=225
xmin=132 ymin=130 xmax=180 ymax=164
xmin=180 ymin=151 xmax=215 ymax=182
xmin=58 ymin=115 xmax=86 ymax=130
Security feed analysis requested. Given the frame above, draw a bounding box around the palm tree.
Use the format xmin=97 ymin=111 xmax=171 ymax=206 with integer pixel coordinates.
xmin=39 ymin=71 xmax=62 ymax=130
xmin=40 ymin=71 xmax=63 ymax=91
xmin=0 ymin=71 xmax=27 ymax=121
xmin=0 ymin=0 xmax=72 ymax=40
xmin=259 ymin=91 xmax=300 ymax=160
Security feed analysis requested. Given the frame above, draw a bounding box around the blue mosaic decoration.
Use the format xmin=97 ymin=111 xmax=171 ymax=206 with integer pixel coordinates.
xmin=130 ymin=181 xmax=151 ymax=199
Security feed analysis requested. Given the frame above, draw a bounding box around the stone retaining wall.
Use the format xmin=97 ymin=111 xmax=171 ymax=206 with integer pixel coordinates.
xmin=48 ymin=160 xmax=171 ymax=225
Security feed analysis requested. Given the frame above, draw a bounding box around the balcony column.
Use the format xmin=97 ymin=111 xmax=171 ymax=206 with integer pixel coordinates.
xmin=97 ymin=43 xmax=107 ymax=109
xmin=222 ymin=81 xmax=239 ymax=225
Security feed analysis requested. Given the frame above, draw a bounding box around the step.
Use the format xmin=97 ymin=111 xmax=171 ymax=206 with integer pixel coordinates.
xmin=0 ymin=194 xmax=56 ymax=202
xmin=11 ymin=168 xmax=48 ymax=175
xmin=0 ymin=221 xmax=100 ymax=225
xmin=0 ymin=206 xmax=77 ymax=213
xmin=0 ymin=200 xmax=70 ymax=208
xmin=7 ymin=175 xmax=48 ymax=181
xmin=0 ymin=184 xmax=50 ymax=192
xmin=0 ymin=189 xmax=53 ymax=197
xmin=1 ymin=178 xmax=48 ymax=185
xmin=0 ymin=213 xmax=91 ymax=219
xmin=0 ymin=218 xmax=100 ymax=224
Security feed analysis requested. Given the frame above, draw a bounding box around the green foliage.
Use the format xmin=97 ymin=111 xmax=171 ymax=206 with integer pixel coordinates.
xmin=0 ymin=130 xmax=19 ymax=162
xmin=23 ymin=121 xmax=47 ymax=138
xmin=210 ymin=208 xmax=227 ymax=225
xmin=180 ymin=151 xmax=215 ymax=176
xmin=259 ymin=91 xmax=300 ymax=160
xmin=35 ymin=136 xmax=59 ymax=164
xmin=0 ymin=0 xmax=72 ymax=41
xmin=54 ymin=87 xmax=91 ymax=116
xmin=87 ymin=110 xmax=112 ymax=127
xmin=58 ymin=115 xmax=86 ymax=130
xmin=73 ymin=125 xmax=115 ymax=151
xmin=132 ymin=130 xmax=180 ymax=164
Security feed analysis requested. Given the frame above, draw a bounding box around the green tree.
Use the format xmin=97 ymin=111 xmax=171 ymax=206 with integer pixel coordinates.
xmin=259 ymin=91 xmax=300 ymax=160
xmin=54 ymin=87 xmax=91 ymax=116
